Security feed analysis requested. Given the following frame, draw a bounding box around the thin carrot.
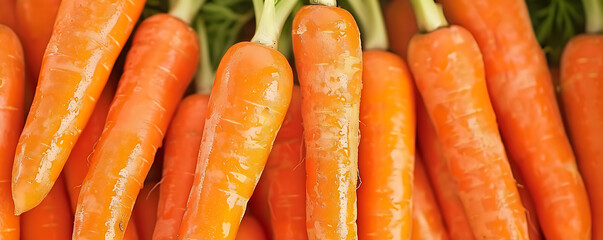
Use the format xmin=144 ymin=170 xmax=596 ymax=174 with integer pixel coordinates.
xmin=266 ymin=86 xmax=307 ymax=240
xmin=292 ymin=1 xmax=362 ymax=239
xmin=11 ymin=0 xmax=146 ymax=214
xmin=248 ymin=167 xmax=274 ymax=232
xmin=177 ymin=1 xmax=294 ymax=238
xmin=152 ymin=94 xmax=209 ymax=240
xmin=383 ymin=0 xmax=417 ymax=59
xmin=509 ymin=159 xmax=543 ymax=240
xmin=416 ymin=99 xmax=475 ymax=240
xmin=15 ymin=0 xmax=62 ymax=94
xmin=0 ymin=0 xmax=18 ymax=30
xmin=133 ymin=183 xmax=160 ymax=240
xmin=0 ymin=25 xmax=24 ymax=240
xmin=438 ymin=0 xmax=592 ymax=238
xmin=408 ymin=0 xmax=528 ymax=238
xmin=560 ymin=0 xmax=603 ymax=238
xmin=20 ymin=175 xmax=72 ymax=240
xmin=73 ymin=13 xmax=199 ymax=239
xmin=236 ymin=215 xmax=268 ymax=240
xmin=412 ymin=158 xmax=448 ymax=240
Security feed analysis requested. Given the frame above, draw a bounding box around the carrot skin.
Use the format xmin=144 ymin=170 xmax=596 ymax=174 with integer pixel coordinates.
xmin=0 ymin=0 xmax=18 ymax=31
xmin=383 ymin=0 xmax=417 ymax=59
xmin=178 ymin=42 xmax=293 ymax=240
xmin=357 ymin=51 xmax=415 ymax=240
xmin=412 ymin=158 xmax=448 ymax=240
xmin=152 ymin=94 xmax=210 ymax=240
xmin=0 ymin=25 xmax=24 ymax=240
xmin=21 ymin=175 xmax=73 ymax=240
xmin=560 ymin=35 xmax=603 ymax=240
xmin=509 ymin=159 xmax=544 ymax=240
xmin=408 ymin=25 xmax=528 ymax=239
xmin=439 ymin=1 xmax=592 ymax=238
xmin=416 ymin=100 xmax=475 ymax=240
xmin=12 ymin=0 xmax=146 ymax=214
xmin=133 ymin=183 xmax=159 ymax=240
xmin=266 ymin=86 xmax=307 ymax=240
xmin=236 ymin=215 xmax=268 ymax=240
xmin=292 ymin=5 xmax=363 ymax=240
xmin=73 ymin=14 xmax=198 ymax=240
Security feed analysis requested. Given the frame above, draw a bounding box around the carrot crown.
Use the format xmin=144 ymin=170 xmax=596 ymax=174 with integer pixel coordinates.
xmin=251 ymin=0 xmax=298 ymax=49
xmin=410 ymin=0 xmax=448 ymax=33
xmin=310 ymin=0 xmax=336 ymax=7
xmin=345 ymin=0 xmax=389 ymax=50
xmin=583 ymin=0 xmax=603 ymax=33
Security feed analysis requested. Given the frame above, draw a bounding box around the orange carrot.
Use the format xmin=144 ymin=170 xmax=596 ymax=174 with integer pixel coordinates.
xmin=384 ymin=0 xmax=417 ymax=59
xmin=265 ymin=87 xmax=307 ymax=240
xmin=438 ymin=0 xmax=592 ymax=238
xmin=357 ymin=50 xmax=415 ymax=239
xmin=412 ymin=158 xmax=448 ymax=240
xmin=21 ymin=175 xmax=72 ymax=240
xmin=560 ymin=0 xmax=603 ymax=237
xmin=11 ymin=0 xmax=146 ymax=214
xmin=152 ymin=94 xmax=209 ymax=240
xmin=73 ymin=13 xmax=199 ymax=239
xmin=0 ymin=25 xmax=24 ymax=240
xmin=248 ymin=170 xmax=274 ymax=232
xmin=416 ymin=99 xmax=475 ymax=240
xmin=408 ymin=1 xmax=528 ymax=238
xmin=509 ymin=160 xmax=543 ymax=240
xmin=292 ymin=1 xmax=362 ymax=239
xmin=15 ymin=0 xmax=62 ymax=94
xmin=236 ymin=215 xmax=268 ymax=240
xmin=177 ymin=0 xmax=294 ymax=238
xmin=133 ymin=183 xmax=159 ymax=240
xmin=0 ymin=0 xmax=18 ymax=31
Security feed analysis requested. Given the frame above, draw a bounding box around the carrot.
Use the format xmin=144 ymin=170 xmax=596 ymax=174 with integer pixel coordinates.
xmin=0 ymin=0 xmax=18 ymax=31
xmin=20 ymin=175 xmax=72 ymax=240
xmin=152 ymin=94 xmax=209 ymax=240
xmin=72 ymin=12 xmax=199 ymax=239
xmin=133 ymin=183 xmax=159 ymax=240
xmin=408 ymin=0 xmax=528 ymax=238
xmin=248 ymin=170 xmax=274 ymax=232
xmin=383 ymin=0 xmax=417 ymax=59
xmin=0 ymin=25 xmax=24 ymax=240
xmin=177 ymin=1 xmax=294 ymax=238
xmin=412 ymin=158 xmax=448 ymax=240
xmin=559 ymin=0 xmax=603 ymax=238
xmin=509 ymin=159 xmax=543 ymax=240
xmin=438 ymin=0 xmax=592 ymax=238
xmin=11 ymin=0 xmax=146 ymax=214
xmin=416 ymin=100 xmax=475 ymax=240
xmin=236 ymin=215 xmax=268 ymax=240
xmin=292 ymin=1 xmax=362 ymax=239
xmin=266 ymin=87 xmax=307 ymax=240
xmin=15 ymin=0 xmax=61 ymax=94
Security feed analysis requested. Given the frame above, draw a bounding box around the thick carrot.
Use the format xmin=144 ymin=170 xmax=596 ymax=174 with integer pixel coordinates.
xmin=357 ymin=50 xmax=415 ymax=240
xmin=292 ymin=2 xmax=362 ymax=239
xmin=0 ymin=0 xmax=18 ymax=30
xmin=509 ymin=159 xmax=543 ymax=240
xmin=72 ymin=13 xmax=198 ymax=239
xmin=152 ymin=94 xmax=209 ymax=240
xmin=560 ymin=1 xmax=603 ymax=238
xmin=177 ymin=0 xmax=294 ymax=238
xmin=236 ymin=215 xmax=268 ymax=240
xmin=133 ymin=183 xmax=159 ymax=240
xmin=266 ymin=87 xmax=307 ymax=240
xmin=20 ymin=175 xmax=72 ymax=240
xmin=412 ymin=158 xmax=448 ymax=240
xmin=11 ymin=0 xmax=146 ymax=214
xmin=0 ymin=25 xmax=24 ymax=240
xmin=15 ymin=0 xmax=62 ymax=94
xmin=416 ymin=100 xmax=475 ymax=240
xmin=438 ymin=0 xmax=592 ymax=238
xmin=408 ymin=1 xmax=528 ymax=238
xmin=383 ymin=0 xmax=417 ymax=59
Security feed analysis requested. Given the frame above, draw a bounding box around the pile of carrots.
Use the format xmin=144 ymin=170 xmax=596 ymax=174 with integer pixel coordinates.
xmin=0 ymin=0 xmax=602 ymax=239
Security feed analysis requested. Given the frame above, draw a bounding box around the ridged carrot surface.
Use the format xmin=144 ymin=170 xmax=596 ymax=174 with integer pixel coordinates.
xmin=292 ymin=5 xmax=362 ymax=239
xmin=383 ymin=0 xmax=417 ymax=59
xmin=73 ymin=14 xmax=198 ymax=239
xmin=21 ymin=175 xmax=72 ymax=240
xmin=560 ymin=35 xmax=603 ymax=240
xmin=412 ymin=158 xmax=448 ymax=240
xmin=153 ymin=94 xmax=209 ymax=240
xmin=0 ymin=25 xmax=24 ymax=240
xmin=178 ymin=42 xmax=293 ymax=240
xmin=408 ymin=25 xmax=528 ymax=239
xmin=439 ymin=1 xmax=592 ymax=238
xmin=12 ymin=0 xmax=146 ymax=214
xmin=357 ymin=50 xmax=415 ymax=240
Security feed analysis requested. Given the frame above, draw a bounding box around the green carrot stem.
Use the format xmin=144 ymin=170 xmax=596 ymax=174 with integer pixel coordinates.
xmin=410 ymin=0 xmax=448 ymax=33
xmin=310 ymin=0 xmax=336 ymax=6
xmin=347 ymin=0 xmax=388 ymax=50
xmin=583 ymin=0 xmax=603 ymax=33
xmin=251 ymin=0 xmax=299 ymax=49
xmin=169 ymin=0 xmax=206 ymax=24
xmin=195 ymin=17 xmax=215 ymax=94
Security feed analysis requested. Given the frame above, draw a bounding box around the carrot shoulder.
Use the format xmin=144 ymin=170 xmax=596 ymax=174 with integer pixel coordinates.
xmin=12 ymin=0 xmax=145 ymax=214
xmin=73 ymin=14 xmax=198 ymax=239
xmin=0 ymin=25 xmax=24 ymax=240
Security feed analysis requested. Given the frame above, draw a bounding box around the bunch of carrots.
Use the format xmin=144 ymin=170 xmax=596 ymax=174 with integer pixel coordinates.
xmin=0 ymin=0 xmax=601 ymax=239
